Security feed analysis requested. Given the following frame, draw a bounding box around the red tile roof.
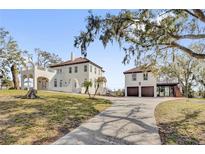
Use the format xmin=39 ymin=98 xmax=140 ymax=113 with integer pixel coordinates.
xmin=123 ymin=67 xmax=151 ymax=74
xmin=50 ymin=57 xmax=103 ymax=70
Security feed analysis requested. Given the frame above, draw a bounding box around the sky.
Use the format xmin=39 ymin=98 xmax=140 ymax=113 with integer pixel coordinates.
xmin=0 ymin=9 xmax=136 ymax=90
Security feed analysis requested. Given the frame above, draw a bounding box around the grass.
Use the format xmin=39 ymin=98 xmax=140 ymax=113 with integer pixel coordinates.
xmin=0 ymin=90 xmax=111 ymax=145
xmin=155 ymin=98 xmax=205 ymax=145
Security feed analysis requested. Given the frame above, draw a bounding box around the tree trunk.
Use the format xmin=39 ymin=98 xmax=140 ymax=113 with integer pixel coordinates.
xmin=24 ymin=89 xmax=39 ymax=99
xmin=11 ymin=64 xmax=19 ymax=89
xmin=94 ymin=85 xmax=99 ymax=97
xmin=85 ymin=87 xmax=88 ymax=94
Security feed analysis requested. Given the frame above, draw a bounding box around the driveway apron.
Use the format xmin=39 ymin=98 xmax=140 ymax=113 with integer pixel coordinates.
xmin=53 ymin=97 xmax=175 ymax=145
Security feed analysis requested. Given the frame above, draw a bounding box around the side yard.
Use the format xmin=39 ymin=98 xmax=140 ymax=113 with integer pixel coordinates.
xmin=0 ymin=90 xmax=111 ymax=145
xmin=155 ymin=98 xmax=205 ymax=145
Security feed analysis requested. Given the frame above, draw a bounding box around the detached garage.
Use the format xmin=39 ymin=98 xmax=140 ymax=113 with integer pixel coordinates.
xmin=141 ymin=86 xmax=154 ymax=97
xmin=127 ymin=87 xmax=139 ymax=96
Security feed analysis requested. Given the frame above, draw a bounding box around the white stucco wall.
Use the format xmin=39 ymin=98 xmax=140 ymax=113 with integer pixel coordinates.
xmin=124 ymin=72 xmax=157 ymax=97
xmin=21 ymin=66 xmax=56 ymax=90
xmin=21 ymin=61 xmax=106 ymax=94
xmin=49 ymin=63 xmax=89 ymax=93
xmin=87 ymin=63 xmax=105 ymax=94
xmin=47 ymin=62 xmax=105 ymax=94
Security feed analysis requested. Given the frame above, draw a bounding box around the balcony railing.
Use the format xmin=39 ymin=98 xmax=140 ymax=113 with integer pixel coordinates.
xmin=157 ymin=77 xmax=178 ymax=83
xmin=157 ymin=78 xmax=178 ymax=84
xmin=21 ymin=66 xmax=56 ymax=73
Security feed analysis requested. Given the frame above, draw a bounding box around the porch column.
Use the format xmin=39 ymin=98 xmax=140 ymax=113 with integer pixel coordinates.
xmin=125 ymin=86 xmax=127 ymax=96
xmin=154 ymin=85 xmax=157 ymax=97
xmin=21 ymin=74 xmax=24 ymax=90
xmin=33 ymin=66 xmax=37 ymax=90
xmin=27 ymin=75 xmax=30 ymax=89
xmin=139 ymin=86 xmax=142 ymax=97
xmin=138 ymin=82 xmax=141 ymax=97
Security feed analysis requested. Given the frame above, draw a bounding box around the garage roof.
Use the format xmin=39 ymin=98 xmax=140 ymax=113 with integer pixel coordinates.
xmin=123 ymin=67 xmax=151 ymax=74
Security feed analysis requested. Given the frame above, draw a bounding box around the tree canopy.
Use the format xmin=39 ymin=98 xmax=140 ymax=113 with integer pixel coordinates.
xmin=35 ymin=48 xmax=62 ymax=68
xmin=0 ymin=28 xmax=27 ymax=89
xmin=74 ymin=9 xmax=205 ymax=65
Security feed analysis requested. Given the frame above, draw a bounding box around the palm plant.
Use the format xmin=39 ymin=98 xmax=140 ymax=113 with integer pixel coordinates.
xmin=94 ymin=77 xmax=107 ymax=97
xmin=83 ymin=80 xmax=92 ymax=98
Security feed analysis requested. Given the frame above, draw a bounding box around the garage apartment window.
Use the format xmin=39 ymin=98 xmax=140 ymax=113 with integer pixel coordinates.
xmin=54 ymin=79 xmax=57 ymax=87
xmin=143 ymin=73 xmax=148 ymax=80
xmin=132 ymin=73 xmax=137 ymax=81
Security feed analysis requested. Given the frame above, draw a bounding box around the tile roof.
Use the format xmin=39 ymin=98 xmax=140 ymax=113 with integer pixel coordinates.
xmin=123 ymin=67 xmax=151 ymax=74
xmin=50 ymin=57 xmax=103 ymax=70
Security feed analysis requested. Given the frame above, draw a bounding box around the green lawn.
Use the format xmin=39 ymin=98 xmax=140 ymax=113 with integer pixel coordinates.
xmin=0 ymin=90 xmax=111 ymax=145
xmin=155 ymin=98 xmax=205 ymax=145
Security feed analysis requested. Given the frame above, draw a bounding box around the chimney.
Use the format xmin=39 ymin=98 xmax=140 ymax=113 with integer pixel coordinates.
xmin=71 ymin=52 xmax=74 ymax=61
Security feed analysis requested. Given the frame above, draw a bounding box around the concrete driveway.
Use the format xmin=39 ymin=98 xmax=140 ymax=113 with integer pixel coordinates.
xmin=53 ymin=97 xmax=175 ymax=145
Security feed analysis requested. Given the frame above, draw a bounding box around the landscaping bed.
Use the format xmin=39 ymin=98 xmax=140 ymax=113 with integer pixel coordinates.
xmin=0 ymin=90 xmax=111 ymax=144
xmin=155 ymin=99 xmax=205 ymax=145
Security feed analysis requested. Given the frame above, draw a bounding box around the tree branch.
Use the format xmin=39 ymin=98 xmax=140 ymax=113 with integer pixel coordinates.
xmin=192 ymin=9 xmax=205 ymax=23
xmin=171 ymin=42 xmax=205 ymax=59
xmin=184 ymin=9 xmax=205 ymax=23
xmin=176 ymin=34 xmax=205 ymax=39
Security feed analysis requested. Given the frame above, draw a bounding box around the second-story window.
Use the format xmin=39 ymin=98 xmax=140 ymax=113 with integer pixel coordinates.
xmin=98 ymin=69 xmax=100 ymax=75
xmin=84 ymin=65 xmax=87 ymax=72
xmin=132 ymin=73 xmax=137 ymax=81
xmin=75 ymin=66 xmax=78 ymax=73
xmin=94 ymin=67 xmax=96 ymax=74
xmin=143 ymin=73 xmax=148 ymax=80
xmin=69 ymin=67 xmax=72 ymax=73
xmin=57 ymin=69 xmax=62 ymax=74
xmin=90 ymin=65 xmax=92 ymax=72
xmin=54 ymin=79 xmax=57 ymax=87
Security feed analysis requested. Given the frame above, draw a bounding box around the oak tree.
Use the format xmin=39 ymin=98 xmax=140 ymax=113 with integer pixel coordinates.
xmin=0 ymin=28 xmax=27 ymax=89
xmin=74 ymin=9 xmax=205 ymax=65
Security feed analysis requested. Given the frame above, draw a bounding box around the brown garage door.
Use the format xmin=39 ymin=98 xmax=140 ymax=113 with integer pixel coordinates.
xmin=141 ymin=86 xmax=154 ymax=97
xmin=127 ymin=87 xmax=139 ymax=96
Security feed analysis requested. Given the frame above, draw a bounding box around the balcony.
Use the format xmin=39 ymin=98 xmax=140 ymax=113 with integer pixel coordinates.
xmin=157 ymin=77 xmax=178 ymax=84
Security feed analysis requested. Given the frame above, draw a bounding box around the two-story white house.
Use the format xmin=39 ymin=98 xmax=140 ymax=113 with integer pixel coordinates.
xmin=20 ymin=53 xmax=106 ymax=95
xmin=124 ymin=67 xmax=182 ymax=97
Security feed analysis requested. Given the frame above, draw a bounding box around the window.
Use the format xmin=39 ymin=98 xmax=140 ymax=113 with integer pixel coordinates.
xmin=60 ymin=80 xmax=63 ymax=87
xmin=132 ymin=73 xmax=137 ymax=81
xmin=143 ymin=73 xmax=148 ymax=80
xmin=75 ymin=66 xmax=78 ymax=73
xmin=69 ymin=67 xmax=72 ymax=73
xmin=98 ymin=69 xmax=100 ymax=75
xmin=54 ymin=79 xmax=57 ymax=87
xmin=90 ymin=65 xmax=92 ymax=72
xmin=94 ymin=67 xmax=96 ymax=74
xmin=84 ymin=65 xmax=87 ymax=72
xmin=57 ymin=69 xmax=62 ymax=74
